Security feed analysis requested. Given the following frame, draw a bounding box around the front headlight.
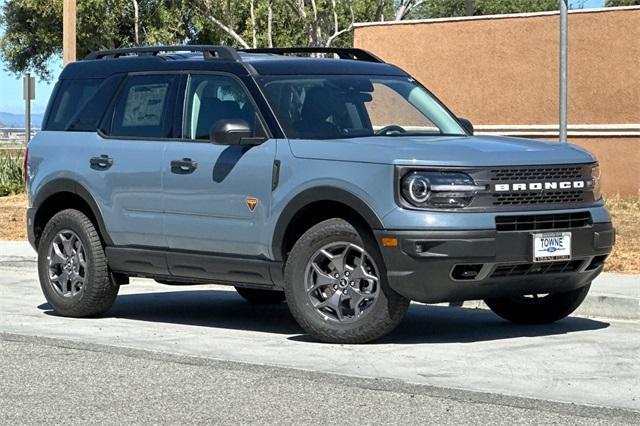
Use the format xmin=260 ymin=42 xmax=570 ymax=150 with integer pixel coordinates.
xmin=400 ymin=171 xmax=484 ymax=209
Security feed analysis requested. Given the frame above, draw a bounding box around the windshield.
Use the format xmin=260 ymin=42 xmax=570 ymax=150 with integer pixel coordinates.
xmin=258 ymin=75 xmax=466 ymax=139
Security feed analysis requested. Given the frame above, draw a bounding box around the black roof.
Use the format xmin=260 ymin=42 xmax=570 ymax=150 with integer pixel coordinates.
xmin=60 ymin=45 xmax=407 ymax=80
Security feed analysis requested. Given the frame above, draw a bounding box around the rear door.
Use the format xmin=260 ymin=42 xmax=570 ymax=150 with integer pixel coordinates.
xmin=87 ymin=73 xmax=181 ymax=248
xmin=163 ymin=73 xmax=276 ymax=258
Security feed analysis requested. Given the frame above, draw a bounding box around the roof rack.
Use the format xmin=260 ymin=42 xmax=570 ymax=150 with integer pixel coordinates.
xmin=83 ymin=45 xmax=241 ymax=61
xmin=83 ymin=45 xmax=383 ymax=64
xmin=240 ymin=47 xmax=384 ymax=63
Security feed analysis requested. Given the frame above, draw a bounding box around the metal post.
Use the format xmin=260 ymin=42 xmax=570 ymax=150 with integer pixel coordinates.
xmin=559 ymin=0 xmax=568 ymax=142
xmin=23 ymin=74 xmax=34 ymax=144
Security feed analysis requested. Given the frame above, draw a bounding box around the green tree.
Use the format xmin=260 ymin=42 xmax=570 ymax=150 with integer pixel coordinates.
xmin=605 ymin=0 xmax=640 ymax=5
xmin=0 ymin=0 xmax=578 ymax=81
xmin=0 ymin=0 xmax=194 ymax=80
xmin=400 ymin=0 xmax=560 ymax=20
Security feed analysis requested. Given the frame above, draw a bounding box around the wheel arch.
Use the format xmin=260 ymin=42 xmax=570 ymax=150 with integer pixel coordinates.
xmin=32 ymin=178 xmax=113 ymax=247
xmin=272 ymin=186 xmax=384 ymax=262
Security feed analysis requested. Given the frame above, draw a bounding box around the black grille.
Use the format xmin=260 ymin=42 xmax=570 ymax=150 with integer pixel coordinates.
xmin=492 ymin=190 xmax=586 ymax=206
xmin=463 ymin=163 xmax=597 ymax=210
xmin=495 ymin=212 xmax=592 ymax=231
xmin=490 ymin=260 xmax=583 ymax=278
xmin=490 ymin=167 xmax=583 ymax=182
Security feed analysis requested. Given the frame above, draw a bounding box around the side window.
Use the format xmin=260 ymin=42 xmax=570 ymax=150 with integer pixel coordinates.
xmin=45 ymin=79 xmax=102 ymax=131
xmin=184 ymin=74 xmax=257 ymax=140
xmin=66 ymin=74 xmax=125 ymax=132
xmin=110 ymin=75 xmax=178 ymax=138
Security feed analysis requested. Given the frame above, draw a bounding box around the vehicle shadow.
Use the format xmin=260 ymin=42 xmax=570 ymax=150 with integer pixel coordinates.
xmin=38 ymin=289 xmax=609 ymax=344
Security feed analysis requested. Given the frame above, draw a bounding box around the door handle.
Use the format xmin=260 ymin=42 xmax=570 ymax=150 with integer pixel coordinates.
xmin=171 ymin=158 xmax=198 ymax=174
xmin=90 ymin=155 xmax=113 ymax=169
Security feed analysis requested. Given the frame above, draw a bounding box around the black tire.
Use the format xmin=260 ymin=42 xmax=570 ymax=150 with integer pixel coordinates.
xmin=284 ymin=218 xmax=409 ymax=344
xmin=37 ymin=209 xmax=119 ymax=317
xmin=484 ymin=283 xmax=591 ymax=324
xmin=235 ymin=286 xmax=286 ymax=304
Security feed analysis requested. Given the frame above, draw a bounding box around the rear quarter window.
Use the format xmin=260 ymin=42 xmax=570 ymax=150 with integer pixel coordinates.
xmin=66 ymin=74 xmax=125 ymax=132
xmin=44 ymin=79 xmax=102 ymax=131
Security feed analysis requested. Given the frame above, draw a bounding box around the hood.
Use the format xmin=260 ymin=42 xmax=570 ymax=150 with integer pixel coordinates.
xmin=288 ymin=135 xmax=596 ymax=166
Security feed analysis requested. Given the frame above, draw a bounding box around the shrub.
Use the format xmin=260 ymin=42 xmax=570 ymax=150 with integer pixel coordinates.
xmin=0 ymin=151 xmax=24 ymax=196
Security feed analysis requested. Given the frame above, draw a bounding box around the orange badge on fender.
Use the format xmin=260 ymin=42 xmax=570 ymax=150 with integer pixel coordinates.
xmin=246 ymin=198 xmax=258 ymax=212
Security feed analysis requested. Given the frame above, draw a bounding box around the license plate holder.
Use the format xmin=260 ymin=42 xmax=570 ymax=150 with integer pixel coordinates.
xmin=532 ymin=232 xmax=572 ymax=262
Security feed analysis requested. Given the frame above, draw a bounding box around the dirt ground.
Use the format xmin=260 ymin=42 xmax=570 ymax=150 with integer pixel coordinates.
xmin=0 ymin=193 xmax=26 ymax=240
xmin=604 ymin=197 xmax=640 ymax=274
xmin=0 ymin=193 xmax=638 ymax=273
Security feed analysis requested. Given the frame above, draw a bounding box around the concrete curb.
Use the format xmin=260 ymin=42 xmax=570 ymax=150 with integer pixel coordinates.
xmin=576 ymin=293 xmax=640 ymax=321
xmin=438 ymin=272 xmax=639 ymax=321
xmin=1 ymin=241 xmax=638 ymax=321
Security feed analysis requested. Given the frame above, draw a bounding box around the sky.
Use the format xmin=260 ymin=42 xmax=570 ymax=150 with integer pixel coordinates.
xmin=0 ymin=0 xmax=606 ymax=114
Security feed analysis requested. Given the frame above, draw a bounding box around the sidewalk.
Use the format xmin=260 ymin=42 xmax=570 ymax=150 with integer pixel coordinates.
xmin=1 ymin=240 xmax=638 ymax=321
xmin=457 ymin=273 xmax=640 ymax=321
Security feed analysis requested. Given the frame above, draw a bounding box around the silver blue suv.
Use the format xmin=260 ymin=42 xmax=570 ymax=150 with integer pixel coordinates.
xmin=26 ymin=46 xmax=614 ymax=343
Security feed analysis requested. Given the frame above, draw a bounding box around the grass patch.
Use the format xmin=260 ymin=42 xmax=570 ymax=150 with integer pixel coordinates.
xmin=0 ymin=152 xmax=24 ymax=196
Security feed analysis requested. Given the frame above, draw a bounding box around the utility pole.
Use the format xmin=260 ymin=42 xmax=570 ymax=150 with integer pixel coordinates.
xmin=465 ymin=0 xmax=473 ymax=16
xmin=63 ymin=0 xmax=77 ymax=64
xmin=559 ymin=0 xmax=568 ymax=142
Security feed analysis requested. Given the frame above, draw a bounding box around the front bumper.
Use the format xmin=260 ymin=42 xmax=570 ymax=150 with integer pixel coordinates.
xmin=374 ymin=222 xmax=614 ymax=304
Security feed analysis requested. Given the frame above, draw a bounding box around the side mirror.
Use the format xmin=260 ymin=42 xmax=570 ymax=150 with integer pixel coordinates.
xmin=458 ymin=117 xmax=474 ymax=135
xmin=210 ymin=119 xmax=262 ymax=145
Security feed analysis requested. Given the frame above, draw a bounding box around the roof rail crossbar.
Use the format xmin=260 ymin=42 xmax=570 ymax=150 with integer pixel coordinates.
xmin=84 ymin=45 xmax=241 ymax=61
xmin=240 ymin=47 xmax=384 ymax=63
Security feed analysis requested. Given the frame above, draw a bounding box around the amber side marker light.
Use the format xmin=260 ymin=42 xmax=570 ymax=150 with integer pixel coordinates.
xmin=381 ymin=237 xmax=398 ymax=248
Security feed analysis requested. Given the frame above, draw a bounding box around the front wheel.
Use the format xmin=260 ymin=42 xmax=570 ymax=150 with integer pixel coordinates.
xmin=284 ymin=218 xmax=409 ymax=344
xmin=484 ymin=283 xmax=591 ymax=324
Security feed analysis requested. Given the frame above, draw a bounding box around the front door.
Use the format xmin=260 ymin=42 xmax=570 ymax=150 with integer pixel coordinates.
xmin=163 ymin=73 xmax=276 ymax=258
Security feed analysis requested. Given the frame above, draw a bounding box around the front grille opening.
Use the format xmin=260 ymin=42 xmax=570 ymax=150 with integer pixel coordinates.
xmin=451 ymin=264 xmax=484 ymax=280
xmin=492 ymin=190 xmax=586 ymax=206
xmin=586 ymin=255 xmax=608 ymax=271
xmin=490 ymin=260 xmax=583 ymax=278
xmin=490 ymin=167 xmax=583 ymax=182
xmin=496 ymin=212 xmax=591 ymax=232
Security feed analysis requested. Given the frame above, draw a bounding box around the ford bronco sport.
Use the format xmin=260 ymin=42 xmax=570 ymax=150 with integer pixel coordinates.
xmin=26 ymin=46 xmax=614 ymax=343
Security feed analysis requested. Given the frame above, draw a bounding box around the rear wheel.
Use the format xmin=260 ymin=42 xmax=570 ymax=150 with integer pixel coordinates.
xmin=484 ymin=283 xmax=591 ymax=324
xmin=284 ymin=218 xmax=409 ymax=344
xmin=234 ymin=287 xmax=285 ymax=304
xmin=37 ymin=209 xmax=119 ymax=317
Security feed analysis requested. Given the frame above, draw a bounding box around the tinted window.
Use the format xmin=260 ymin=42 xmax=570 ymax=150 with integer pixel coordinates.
xmin=65 ymin=74 xmax=125 ymax=132
xmin=259 ymin=75 xmax=465 ymax=140
xmin=184 ymin=74 xmax=256 ymax=140
xmin=45 ymin=79 xmax=102 ymax=130
xmin=110 ymin=75 xmax=178 ymax=138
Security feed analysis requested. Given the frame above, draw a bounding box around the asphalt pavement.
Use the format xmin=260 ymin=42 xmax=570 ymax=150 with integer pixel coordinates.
xmin=2 ymin=333 xmax=638 ymax=425
xmin=1 ymin=241 xmax=639 ymax=423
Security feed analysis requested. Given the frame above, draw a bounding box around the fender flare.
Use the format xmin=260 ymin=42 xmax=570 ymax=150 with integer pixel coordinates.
xmin=32 ymin=178 xmax=114 ymax=246
xmin=271 ymin=186 xmax=384 ymax=261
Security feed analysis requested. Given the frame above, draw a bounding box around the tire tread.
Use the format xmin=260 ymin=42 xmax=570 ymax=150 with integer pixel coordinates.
xmin=38 ymin=209 xmax=119 ymax=317
xmin=284 ymin=218 xmax=409 ymax=344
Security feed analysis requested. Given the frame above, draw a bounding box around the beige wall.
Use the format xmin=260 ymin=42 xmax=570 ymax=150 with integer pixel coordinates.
xmin=557 ymin=137 xmax=638 ymax=196
xmin=354 ymin=7 xmax=640 ymax=196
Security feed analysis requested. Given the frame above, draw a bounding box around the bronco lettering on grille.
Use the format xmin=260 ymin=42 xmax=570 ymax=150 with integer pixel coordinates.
xmin=494 ymin=180 xmax=590 ymax=192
